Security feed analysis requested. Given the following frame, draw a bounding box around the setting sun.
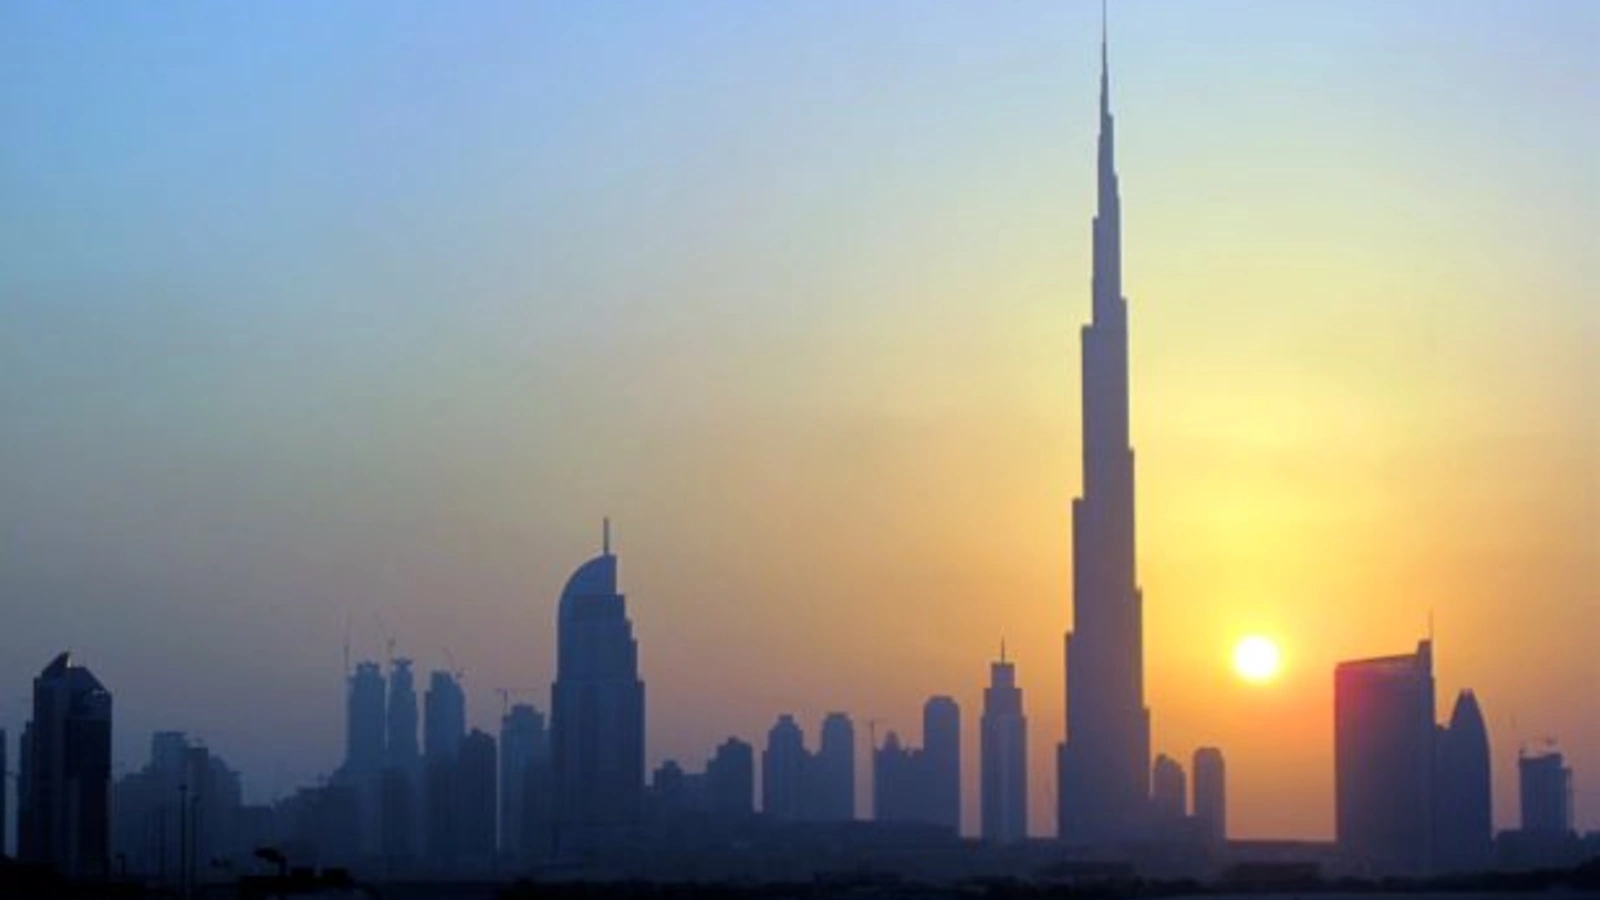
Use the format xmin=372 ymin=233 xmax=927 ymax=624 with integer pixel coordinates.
xmin=1233 ymin=635 xmax=1282 ymax=683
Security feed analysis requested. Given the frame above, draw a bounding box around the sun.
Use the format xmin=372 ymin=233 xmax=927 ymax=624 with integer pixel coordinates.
xmin=1233 ymin=635 xmax=1282 ymax=683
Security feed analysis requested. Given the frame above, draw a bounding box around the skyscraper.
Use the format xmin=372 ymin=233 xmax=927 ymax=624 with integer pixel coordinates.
xmin=706 ymin=737 xmax=754 ymax=820
xmin=1192 ymin=747 xmax=1227 ymax=848
xmin=923 ymin=696 xmax=961 ymax=833
xmin=19 ymin=652 xmax=113 ymax=880
xmin=550 ymin=521 xmax=646 ymax=832
xmin=981 ymin=649 xmax=1027 ymax=844
xmin=1058 ymin=11 xmax=1151 ymax=846
xmin=761 ymin=715 xmax=807 ymax=821
xmin=345 ymin=661 xmax=386 ymax=778
xmin=1334 ymin=640 xmax=1435 ymax=876
xmin=424 ymin=671 xmax=466 ymax=762
xmin=1151 ymin=754 xmax=1187 ymax=823
xmin=499 ymin=703 xmax=549 ymax=859
xmin=1 ymin=728 xmax=7 ymax=860
xmin=457 ymin=729 xmax=498 ymax=866
xmin=1519 ymin=750 xmax=1573 ymax=835
xmin=815 ymin=713 xmax=855 ymax=821
xmin=1433 ymin=690 xmax=1492 ymax=872
xmin=423 ymin=670 xmax=467 ymax=869
xmin=872 ymin=731 xmax=921 ymax=824
xmin=387 ymin=658 xmax=420 ymax=770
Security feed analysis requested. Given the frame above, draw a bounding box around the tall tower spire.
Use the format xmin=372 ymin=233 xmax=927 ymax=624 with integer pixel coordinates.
xmin=1058 ymin=0 xmax=1150 ymax=846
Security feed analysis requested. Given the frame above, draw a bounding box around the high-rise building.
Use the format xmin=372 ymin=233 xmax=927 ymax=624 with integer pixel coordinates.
xmin=387 ymin=658 xmax=420 ymax=770
xmin=872 ymin=731 xmax=921 ymax=824
xmin=706 ymin=737 xmax=754 ymax=820
xmin=1058 ymin=11 xmax=1152 ymax=847
xmin=923 ymin=697 xmax=961 ymax=833
xmin=424 ymin=671 xmax=466 ymax=762
xmin=345 ymin=661 xmax=386 ymax=777
xmin=18 ymin=652 xmax=113 ymax=880
xmin=1433 ymin=691 xmax=1492 ymax=872
xmin=499 ymin=703 xmax=549 ymax=859
xmin=1334 ymin=640 xmax=1435 ymax=876
xmin=457 ymin=729 xmax=498 ymax=866
xmin=550 ymin=521 xmax=646 ymax=833
xmin=981 ymin=649 xmax=1027 ymax=844
xmin=1151 ymin=754 xmax=1186 ymax=822
xmin=1519 ymin=750 xmax=1573 ymax=835
xmin=761 ymin=715 xmax=807 ymax=821
xmin=423 ymin=670 xmax=467 ymax=869
xmin=1 ymin=728 xmax=7 ymax=859
xmin=1192 ymin=747 xmax=1226 ymax=847
xmin=814 ymin=713 xmax=855 ymax=821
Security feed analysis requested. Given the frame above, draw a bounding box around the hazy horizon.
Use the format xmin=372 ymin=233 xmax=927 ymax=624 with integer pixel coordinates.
xmin=2 ymin=1 xmax=1595 ymax=842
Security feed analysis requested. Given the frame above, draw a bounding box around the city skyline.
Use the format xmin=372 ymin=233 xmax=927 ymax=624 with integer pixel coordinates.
xmin=1 ymin=0 xmax=1595 ymax=847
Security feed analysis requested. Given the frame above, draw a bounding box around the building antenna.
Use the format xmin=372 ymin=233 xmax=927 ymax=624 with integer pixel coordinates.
xmin=342 ymin=613 xmax=352 ymax=678
xmin=1000 ymin=637 xmax=1007 ymax=664
xmin=603 ymin=516 xmax=612 ymax=555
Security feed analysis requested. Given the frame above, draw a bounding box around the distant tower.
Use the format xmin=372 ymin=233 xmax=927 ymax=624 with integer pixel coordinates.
xmin=424 ymin=671 xmax=466 ymax=761
xmin=1059 ymin=3 xmax=1152 ymax=846
xmin=386 ymin=658 xmax=420 ymax=770
xmin=981 ymin=648 xmax=1028 ymax=844
xmin=423 ymin=670 xmax=467 ymax=868
xmin=1334 ymin=640 xmax=1435 ymax=876
xmin=19 ymin=653 xmax=113 ymax=880
xmin=1519 ymin=750 xmax=1573 ymax=835
xmin=872 ymin=731 xmax=920 ymax=823
xmin=923 ymin=696 xmax=961 ymax=833
xmin=1433 ymin=690 xmax=1492 ymax=872
xmin=550 ymin=521 xmax=646 ymax=833
xmin=1 ymin=728 xmax=7 ymax=859
xmin=456 ymin=730 xmax=498 ymax=865
xmin=499 ymin=703 xmax=549 ymax=859
xmin=815 ymin=713 xmax=856 ymax=821
xmin=345 ymin=661 xmax=386 ymax=777
xmin=1151 ymin=754 xmax=1187 ymax=822
xmin=1192 ymin=747 xmax=1227 ymax=847
xmin=706 ymin=737 xmax=755 ymax=820
xmin=761 ymin=715 xmax=807 ymax=821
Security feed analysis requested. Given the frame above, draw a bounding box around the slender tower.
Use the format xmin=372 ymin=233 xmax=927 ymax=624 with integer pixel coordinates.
xmin=1057 ymin=6 xmax=1152 ymax=845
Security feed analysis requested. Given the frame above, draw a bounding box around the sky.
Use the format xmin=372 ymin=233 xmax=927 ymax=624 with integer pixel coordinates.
xmin=1 ymin=1 xmax=1596 ymax=841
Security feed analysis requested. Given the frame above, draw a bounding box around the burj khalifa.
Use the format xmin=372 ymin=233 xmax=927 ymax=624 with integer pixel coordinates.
xmin=1056 ymin=13 xmax=1152 ymax=846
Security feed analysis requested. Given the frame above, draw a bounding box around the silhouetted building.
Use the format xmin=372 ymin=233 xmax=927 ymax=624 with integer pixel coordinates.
xmin=457 ymin=729 xmax=497 ymax=867
xmin=982 ymin=650 xmax=1027 ymax=844
xmin=762 ymin=715 xmax=807 ymax=821
xmin=551 ymin=521 xmax=646 ymax=834
xmin=706 ymin=737 xmax=754 ymax=820
xmin=1059 ymin=14 xmax=1152 ymax=847
xmin=923 ymin=696 xmax=961 ymax=833
xmin=1192 ymin=747 xmax=1226 ymax=847
xmin=500 ymin=703 xmax=549 ymax=859
xmin=1151 ymin=754 xmax=1186 ymax=822
xmin=18 ymin=652 xmax=112 ymax=881
xmin=1 ymin=728 xmax=7 ymax=859
xmin=382 ymin=657 xmax=420 ymax=864
xmin=423 ymin=670 xmax=466 ymax=869
xmin=387 ymin=658 xmax=420 ymax=769
xmin=1519 ymin=750 xmax=1573 ymax=835
xmin=815 ymin=713 xmax=855 ymax=821
xmin=113 ymin=732 xmax=244 ymax=885
xmin=1334 ymin=640 xmax=1435 ymax=877
xmin=1433 ymin=690 xmax=1492 ymax=872
xmin=873 ymin=731 xmax=920 ymax=824
xmin=345 ymin=661 xmax=386 ymax=777
xmin=424 ymin=671 xmax=465 ymax=762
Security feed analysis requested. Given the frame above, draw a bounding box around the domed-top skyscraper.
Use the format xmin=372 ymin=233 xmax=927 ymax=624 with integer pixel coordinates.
xmin=550 ymin=520 xmax=645 ymax=838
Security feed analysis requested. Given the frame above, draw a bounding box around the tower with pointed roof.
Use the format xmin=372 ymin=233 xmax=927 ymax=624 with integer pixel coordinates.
xmin=550 ymin=521 xmax=645 ymax=839
xmin=1056 ymin=4 xmax=1153 ymax=845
